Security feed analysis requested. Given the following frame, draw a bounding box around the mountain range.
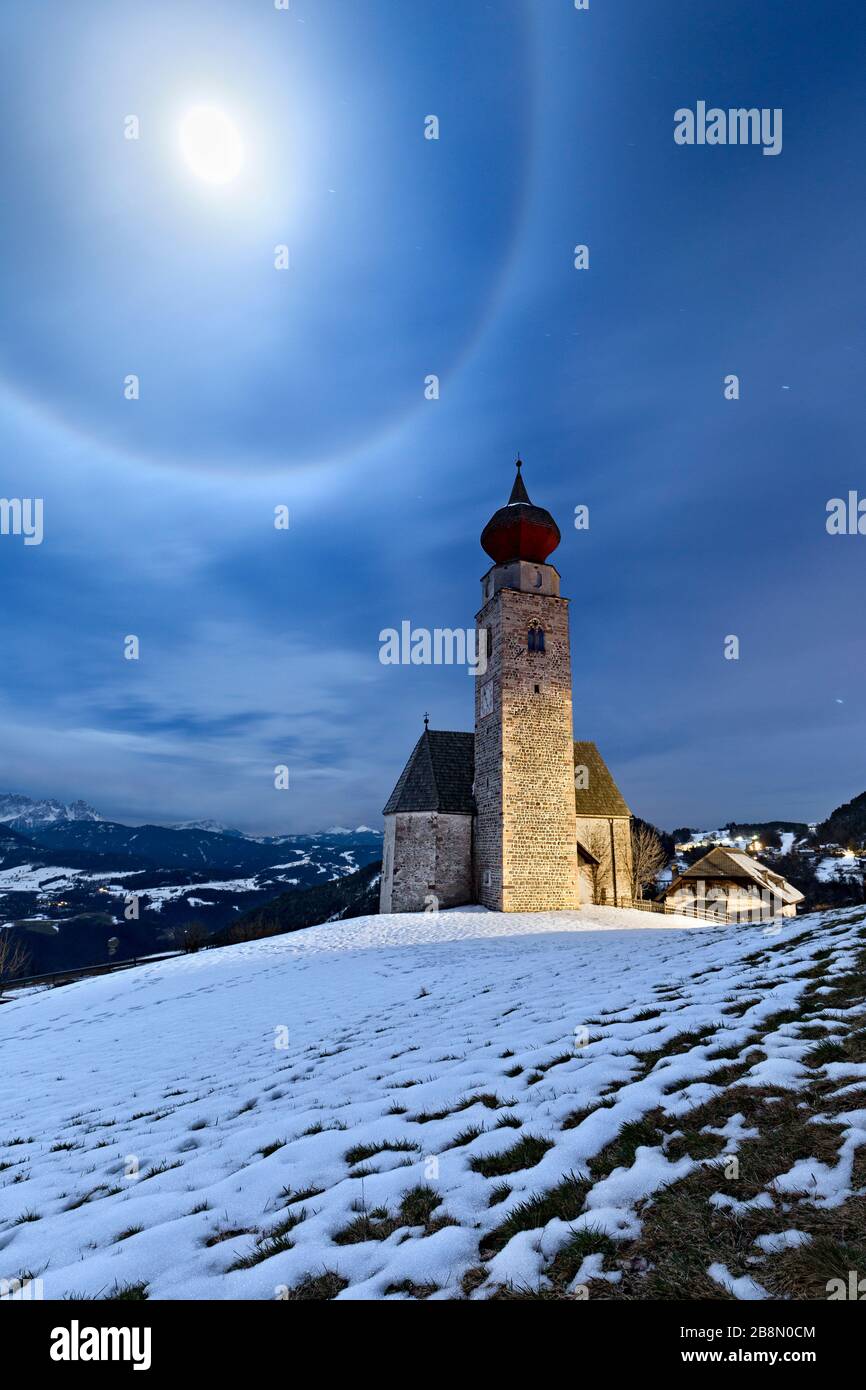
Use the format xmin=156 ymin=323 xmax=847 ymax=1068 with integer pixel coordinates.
xmin=0 ymin=793 xmax=103 ymax=830
xmin=0 ymin=792 xmax=383 ymax=978
xmin=2 ymin=781 xmax=864 ymax=982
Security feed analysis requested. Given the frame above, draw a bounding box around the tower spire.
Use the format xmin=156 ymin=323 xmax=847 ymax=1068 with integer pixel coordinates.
xmin=508 ymin=456 xmax=531 ymax=505
xmin=480 ymin=454 xmax=561 ymax=563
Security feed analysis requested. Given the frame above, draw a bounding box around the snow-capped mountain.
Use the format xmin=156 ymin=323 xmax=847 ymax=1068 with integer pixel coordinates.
xmin=0 ymin=793 xmax=103 ymax=831
xmin=171 ymin=820 xmax=245 ymax=837
xmin=0 ymin=813 xmax=384 ymax=976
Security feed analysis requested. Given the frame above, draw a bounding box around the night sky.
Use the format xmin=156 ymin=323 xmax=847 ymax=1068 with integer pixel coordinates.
xmin=1 ymin=0 xmax=864 ymax=833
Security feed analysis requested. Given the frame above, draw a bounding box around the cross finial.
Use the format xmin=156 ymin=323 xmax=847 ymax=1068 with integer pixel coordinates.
xmin=423 ymin=711 xmax=429 ymax=730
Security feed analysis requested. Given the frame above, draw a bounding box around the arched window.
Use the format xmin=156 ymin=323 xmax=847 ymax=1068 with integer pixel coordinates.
xmin=528 ymin=624 xmax=545 ymax=653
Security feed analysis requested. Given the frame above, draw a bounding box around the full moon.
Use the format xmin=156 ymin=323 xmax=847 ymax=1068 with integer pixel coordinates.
xmin=179 ymin=105 xmax=244 ymax=185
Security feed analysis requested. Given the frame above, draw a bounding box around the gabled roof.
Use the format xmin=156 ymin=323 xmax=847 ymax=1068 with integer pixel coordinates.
xmin=575 ymin=836 xmax=601 ymax=866
xmin=383 ymin=730 xmax=475 ymax=815
xmin=667 ymin=846 xmax=804 ymax=905
xmin=573 ymin=741 xmax=631 ymax=818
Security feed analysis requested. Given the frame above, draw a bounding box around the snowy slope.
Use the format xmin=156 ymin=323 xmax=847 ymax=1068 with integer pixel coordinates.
xmin=1 ymin=905 xmax=864 ymax=1301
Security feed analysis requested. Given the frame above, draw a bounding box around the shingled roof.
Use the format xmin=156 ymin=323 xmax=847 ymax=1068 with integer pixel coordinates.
xmin=668 ymin=846 xmax=804 ymax=905
xmin=383 ymin=730 xmax=475 ymax=815
xmin=573 ymin=741 xmax=631 ymax=818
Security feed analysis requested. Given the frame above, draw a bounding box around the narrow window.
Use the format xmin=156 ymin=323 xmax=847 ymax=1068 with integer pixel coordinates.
xmin=528 ymin=624 xmax=545 ymax=653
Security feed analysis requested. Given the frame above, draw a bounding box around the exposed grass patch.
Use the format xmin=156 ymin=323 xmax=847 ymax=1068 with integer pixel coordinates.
xmin=258 ymin=1139 xmax=286 ymax=1158
xmin=384 ymin=1280 xmax=439 ymax=1298
xmin=413 ymin=1092 xmax=506 ymax=1124
xmin=12 ymin=1209 xmax=41 ymax=1224
xmin=204 ymin=1226 xmax=256 ymax=1248
xmin=344 ymin=1138 xmax=419 ymax=1167
xmin=450 ymin=1124 xmax=485 ymax=1148
xmin=104 ymin=1281 xmax=150 ymax=1301
xmin=589 ymin=1116 xmax=664 ymax=1180
xmin=228 ymin=1209 xmax=308 ymax=1270
xmin=481 ymin=1172 xmax=590 ymax=1259
xmin=561 ymin=1100 xmax=614 ymax=1131
xmin=722 ymin=997 xmax=762 ymax=1018
xmin=280 ymin=1184 xmax=324 ymax=1205
xmin=469 ymin=1134 xmax=552 ymax=1179
xmin=636 ymin=1029 xmax=714 ymax=1072
xmin=283 ymin=1271 xmax=348 ymax=1300
xmin=333 ymin=1185 xmax=452 ymax=1245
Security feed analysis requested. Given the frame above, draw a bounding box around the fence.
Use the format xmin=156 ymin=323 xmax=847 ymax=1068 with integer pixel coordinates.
xmin=1 ymin=950 xmax=186 ymax=995
xmin=612 ymin=896 xmax=734 ymax=924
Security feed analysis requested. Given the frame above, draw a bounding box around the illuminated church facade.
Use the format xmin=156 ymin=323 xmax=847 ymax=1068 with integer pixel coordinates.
xmin=380 ymin=461 xmax=633 ymax=914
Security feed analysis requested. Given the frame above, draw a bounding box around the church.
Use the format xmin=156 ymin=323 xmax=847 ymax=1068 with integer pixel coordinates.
xmin=380 ymin=460 xmax=634 ymax=914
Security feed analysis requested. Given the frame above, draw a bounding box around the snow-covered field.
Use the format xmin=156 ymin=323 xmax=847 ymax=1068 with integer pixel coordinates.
xmin=1 ymin=905 xmax=864 ymax=1301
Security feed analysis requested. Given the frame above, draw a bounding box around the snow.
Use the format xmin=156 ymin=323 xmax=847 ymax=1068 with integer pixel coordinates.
xmin=131 ymin=878 xmax=261 ymax=910
xmin=1 ymin=904 xmax=863 ymax=1300
xmin=816 ymin=854 xmax=862 ymax=883
xmin=753 ymin=1229 xmax=811 ymax=1253
xmin=708 ymin=1263 xmax=769 ymax=1299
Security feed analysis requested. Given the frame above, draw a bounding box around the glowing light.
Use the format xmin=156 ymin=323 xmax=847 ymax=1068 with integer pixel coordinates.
xmin=179 ymin=105 xmax=243 ymax=185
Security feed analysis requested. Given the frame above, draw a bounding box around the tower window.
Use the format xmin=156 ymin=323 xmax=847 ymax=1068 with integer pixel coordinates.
xmin=528 ymin=624 xmax=545 ymax=653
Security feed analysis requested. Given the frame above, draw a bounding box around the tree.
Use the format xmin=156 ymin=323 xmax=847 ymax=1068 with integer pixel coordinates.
xmin=0 ymin=932 xmax=31 ymax=996
xmin=583 ymin=824 xmax=613 ymax=904
xmin=174 ymin=920 xmax=208 ymax=953
xmin=629 ymin=823 xmax=667 ymax=901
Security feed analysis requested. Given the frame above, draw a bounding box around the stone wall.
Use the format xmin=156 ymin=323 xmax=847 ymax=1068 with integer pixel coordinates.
xmin=475 ymin=568 xmax=578 ymax=911
xmin=575 ymin=814 xmax=633 ymax=903
xmin=380 ymin=811 xmax=473 ymax=913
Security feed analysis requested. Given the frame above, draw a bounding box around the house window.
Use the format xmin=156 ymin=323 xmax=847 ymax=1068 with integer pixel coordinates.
xmin=528 ymin=624 xmax=545 ymax=653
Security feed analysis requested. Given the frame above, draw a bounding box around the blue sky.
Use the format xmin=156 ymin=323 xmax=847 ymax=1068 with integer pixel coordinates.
xmin=1 ymin=0 xmax=864 ymax=833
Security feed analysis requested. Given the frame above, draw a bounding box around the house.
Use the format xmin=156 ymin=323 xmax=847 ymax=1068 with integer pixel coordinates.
xmin=379 ymin=459 xmax=633 ymax=914
xmin=663 ymin=846 xmax=804 ymax=922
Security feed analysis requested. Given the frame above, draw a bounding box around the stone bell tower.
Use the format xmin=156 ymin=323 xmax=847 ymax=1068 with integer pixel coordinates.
xmin=474 ymin=460 xmax=578 ymax=911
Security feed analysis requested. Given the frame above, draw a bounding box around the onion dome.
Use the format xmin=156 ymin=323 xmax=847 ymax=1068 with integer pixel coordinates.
xmin=480 ymin=459 xmax=561 ymax=565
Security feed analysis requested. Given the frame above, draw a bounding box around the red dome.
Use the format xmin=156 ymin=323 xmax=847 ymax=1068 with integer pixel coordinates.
xmin=480 ymin=460 xmax=561 ymax=565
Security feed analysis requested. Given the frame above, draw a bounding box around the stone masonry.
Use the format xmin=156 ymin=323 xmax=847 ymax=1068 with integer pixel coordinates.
xmin=474 ymin=561 xmax=578 ymax=911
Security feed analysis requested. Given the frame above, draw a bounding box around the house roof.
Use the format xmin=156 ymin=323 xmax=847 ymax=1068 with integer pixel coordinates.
xmin=575 ymin=836 xmax=601 ymax=866
xmin=667 ymin=846 xmax=804 ymax=905
xmin=573 ymin=741 xmax=631 ymax=818
xmin=383 ymin=730 xmax=475 ymax=815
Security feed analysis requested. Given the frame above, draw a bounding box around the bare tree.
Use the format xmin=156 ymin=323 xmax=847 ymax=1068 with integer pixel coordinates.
xmin=629 ymin=823 xmax=668 ymax=901
xmin=0 ymin=933 xmax=31 ymax=996
xmin=583 ymin=824 xmax=613 ymax=904
xmin=174 ymin=920 xmax=209 ymax=953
